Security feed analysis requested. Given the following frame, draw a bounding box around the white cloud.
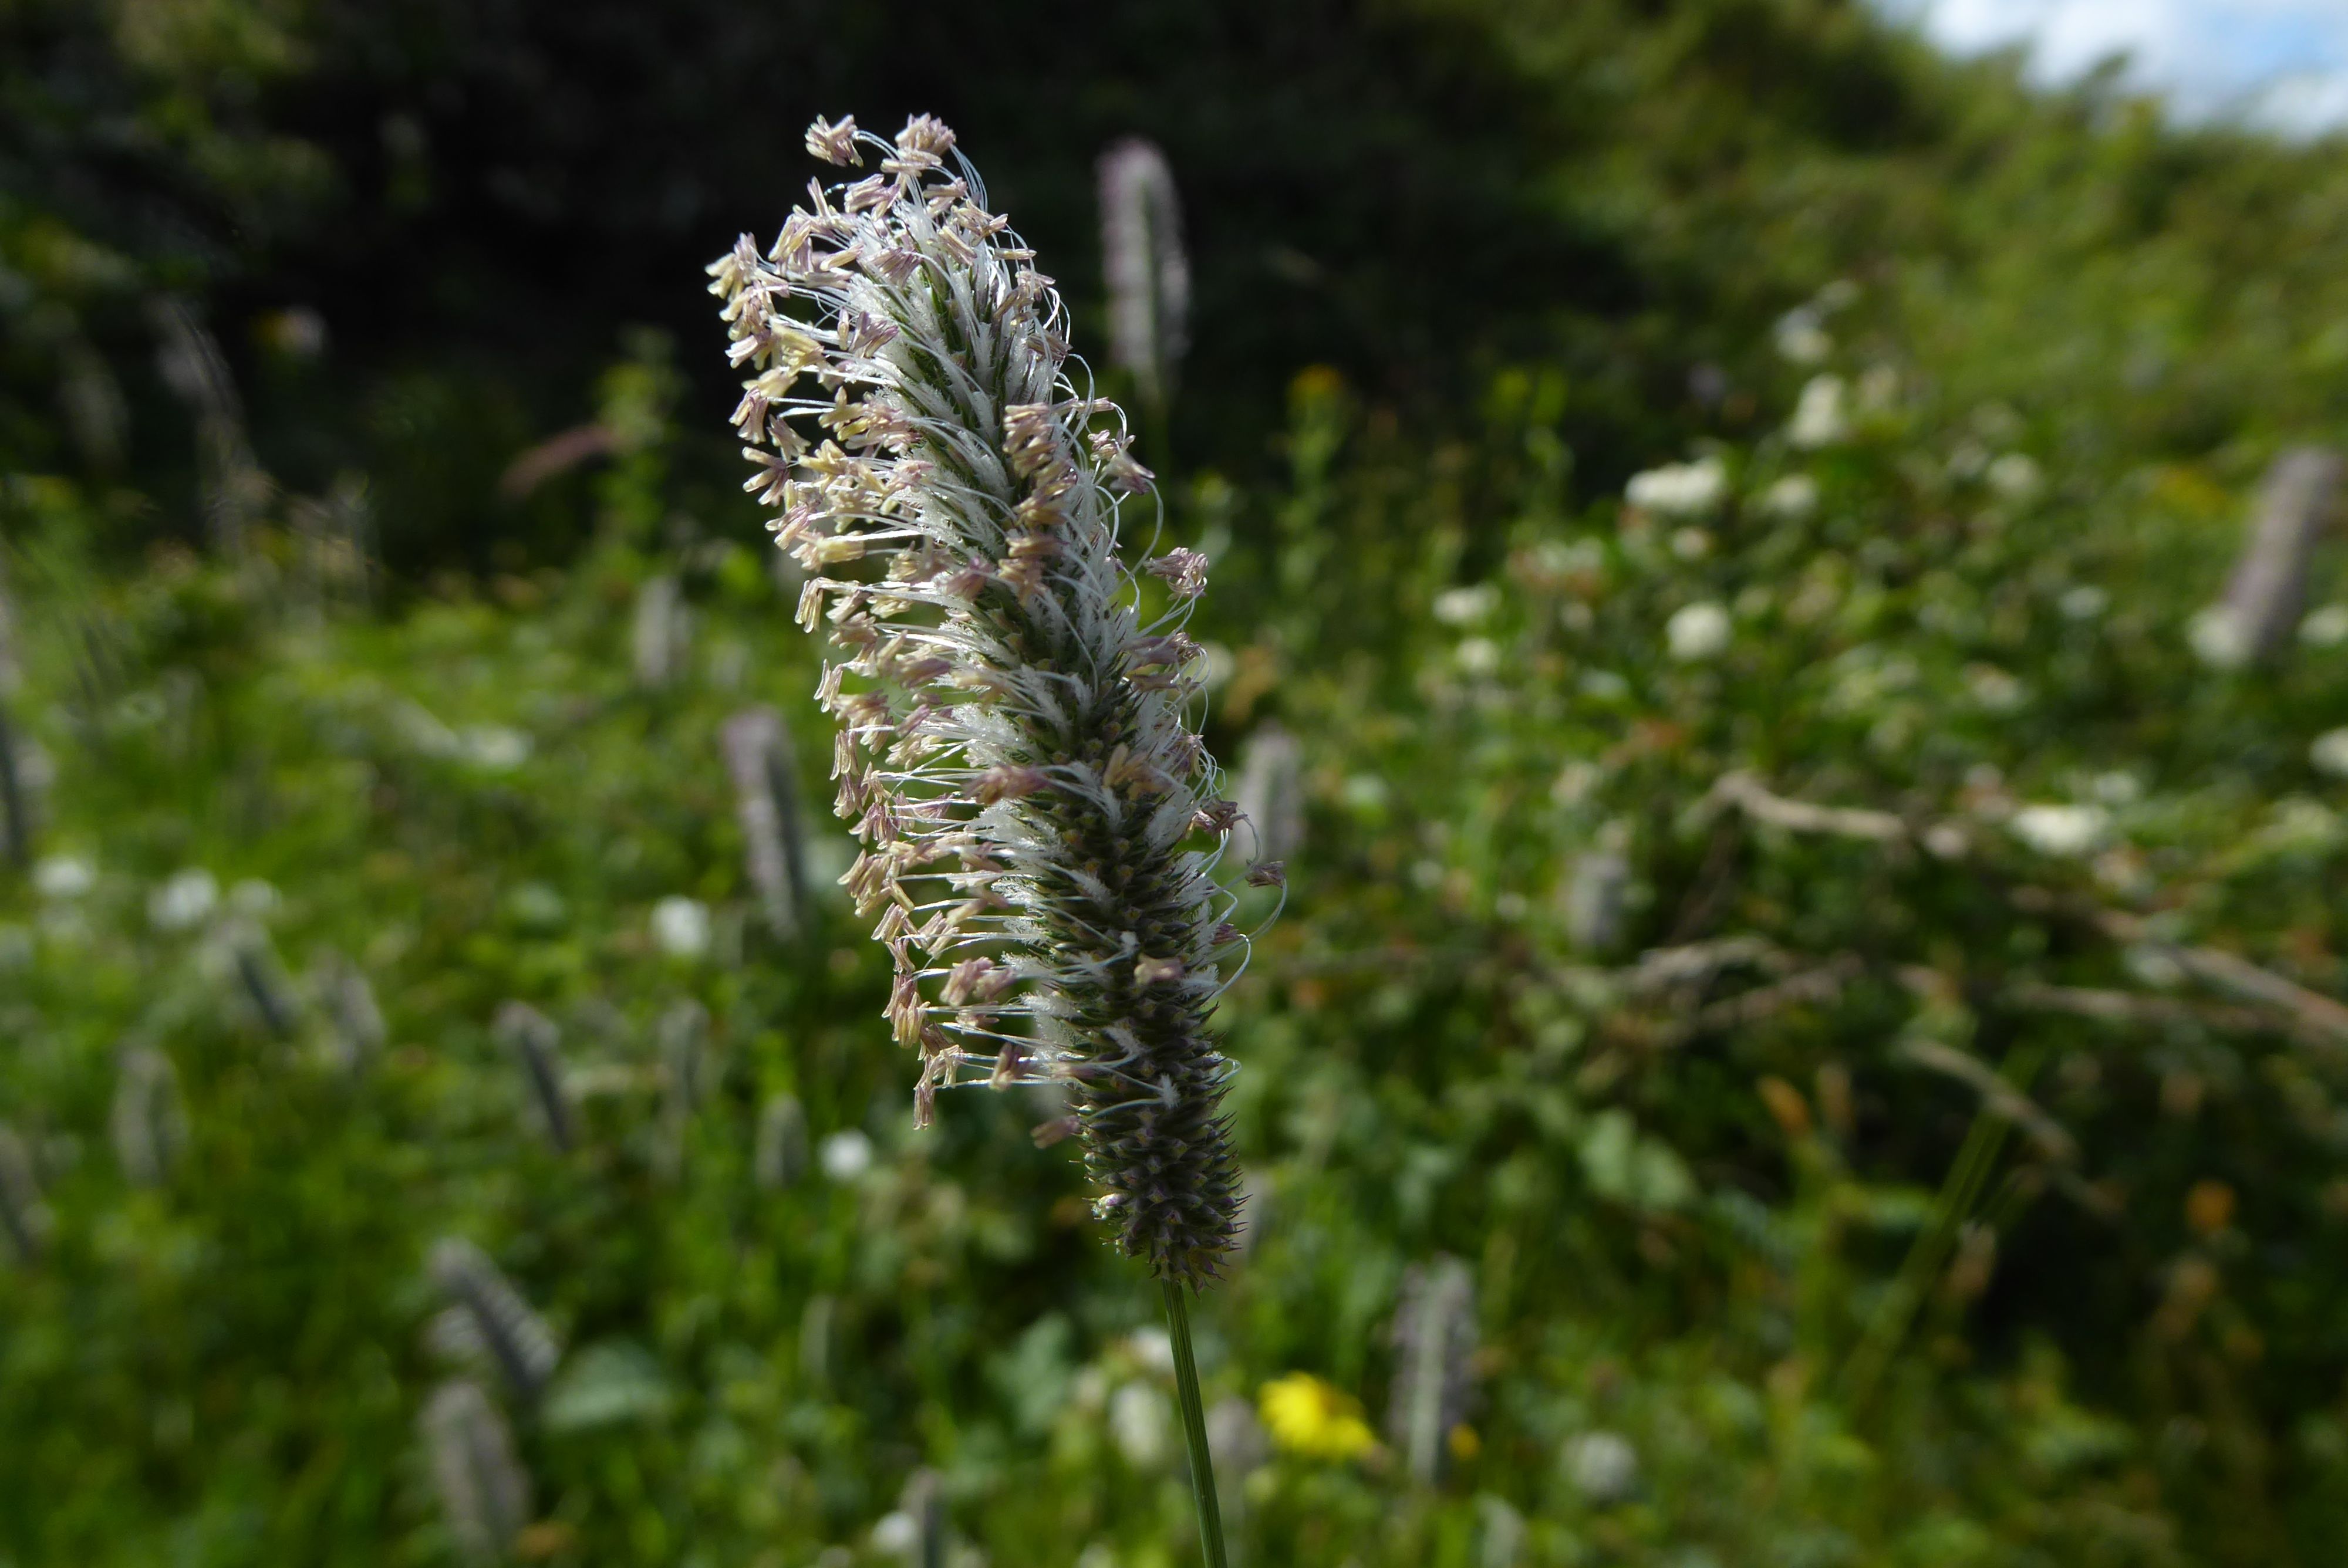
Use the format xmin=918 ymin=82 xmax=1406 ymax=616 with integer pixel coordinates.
xmin=1881 ymin=0 xmax=2348 ymax=135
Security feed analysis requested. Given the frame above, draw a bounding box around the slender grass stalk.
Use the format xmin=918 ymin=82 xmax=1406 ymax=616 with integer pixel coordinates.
xmin=1840 ymin=1047 xmax=2039 ymax=1415
xmin=0 ymin=704 xmax=28 ymax=870
xmin=1162 ymin=1280 xmax=1230 ymax=1568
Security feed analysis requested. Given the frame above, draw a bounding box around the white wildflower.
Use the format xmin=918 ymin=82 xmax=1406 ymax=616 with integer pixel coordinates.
xmin=820 ymin=1128 xmax=874 ymax=1183
xmin=2312 ymin=728 xmax=2348 ymax=779
xmin=1125 ymin=1326 xmax=1175 ymax=1374
xmin=1109 ymin=1380 xmax=1172 ymax=1468
xmin=1962 ymin=664 xmax=2026 ymax=712
xmin=1773 ymin=306 xmax=1831 ymax=365
xmin=1563 ymin=1430 xmax=1640 ymax=1504
xmin=228 ymin=877 xmax=279 ymax=918
xmin=1455 ymin=636 xmax=1502 ymax=677
xmin=149 ymin=867 xmax=219 ymax=932
xmin=1760 ymin=474 xmax=1819 ymax=518
xmin=650 ymin=895 xmax=711 ymax=959
xmin=2009 ymin=803 xmax=2110 ymax=857
xmin=1625 ymin=455 xmax=1726 ymax=517
xmin=2059 ymin=585 xmax=2109 ymax=621
xmin=460 ymin=725 xmax=531 ymax=772
xmin=871 ymin=1513 xmax=920 ymax=1557
xmin=33 ymin=856 xmax=93 ymax=898
xmin=2091 ymin=771 xmax=2143 ymax=805
xmin=1786 ymin=374 xmax=1848 ymax=449
xmin=1986 ymin=452 xmax=2042 ymax=501
xmin=1432 ymin=584 xmax=1498 ymax=626
xmin=2189 ymin=606 xmax=2254 ymax=670
xmin=1857 ymin=363 xmax=1900 ymax=412
xmin=1665 ymin=601 xmax=1732 ymax=662
xmin=2300 ymin=604 xmax=2348 ymax=647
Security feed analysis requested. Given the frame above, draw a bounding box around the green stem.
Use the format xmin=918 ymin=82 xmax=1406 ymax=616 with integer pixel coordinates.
xmin=1162 ymin=1278 xmax=1232 ymax=1568
xmin=1840 ymin=1046 xmax=2042 ymax=1418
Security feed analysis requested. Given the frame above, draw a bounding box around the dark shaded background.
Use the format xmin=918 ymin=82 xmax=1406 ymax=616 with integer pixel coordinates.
xmin=4 ymin=0 xmax=1961 ymax=572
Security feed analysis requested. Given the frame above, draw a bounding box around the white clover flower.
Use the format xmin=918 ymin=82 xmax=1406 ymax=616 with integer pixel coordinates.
xmin=2313 ymin=728 xmax=2348 ymax=779
xmin=820 ymin=1128 xmax=875 ymax=1182
xmin=1665 ymin=601 xmax=1732 ymax=662
xmin=650 ymin=895 xmax=712 ymax=959
xmin=2300 ymin=604 xmax=2348 ymax=647
xmin=1125 ymin=1326 xmax=1175 ymax=1374
xmin=1431 ymin=584 xmax=1498 ymax=626
xmin=1986 ymin=452 xmax=2042 ymax=501
xmin=33 ymin=856 xmax=94 ymax=898
xmin=1563 ymin=1430 xmax=1640 ymax=1504
xmin=1759 ymin=473 xmax=1819 ymax=518
xmin=2091 ymin=771 xmax=2143 ymax=806
xmin=460 ymin=725 xmax=531 ymax=772
xmin=1962 ymin=664 xmax=2026 ymax=712
xmin=1857 ymin=363 xmax=1901 ymax=412
xmin=1579 ymin=670 xmax=1631 ymax=701
xmin=149 ymin=867 xmax=219 ymax=932
xmin=2189 ymin=606 xmax=2255 ymax=670
xmin=871 ymin=1512 xmax=920 ymax=1559
xmin=2060 ymin=585 xmax=2109 ymax=621
xmin=1624 ymin=455 xmax=1726 ymax=517
xmin=1773 ymin=306 xmax=1831 ymax=365
xmin=1455 ymin=636 xmax=1502 ymax=677
xmin=2009 ymin=803 xmax=2110 ymax=857
xmin=713 ymin=114 xmax=1246 ymax=1283
xmin=1786 ymin=374 xmax=1849 ymax=449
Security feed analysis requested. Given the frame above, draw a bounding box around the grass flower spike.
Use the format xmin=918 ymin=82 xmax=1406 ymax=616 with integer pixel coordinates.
xmin=711 ymin=113 xmax=1252 ymax=1287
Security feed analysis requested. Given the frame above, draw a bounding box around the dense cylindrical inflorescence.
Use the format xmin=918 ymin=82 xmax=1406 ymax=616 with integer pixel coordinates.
xmin=1098 ymin=137 xmax=1190 ymax=413
xmin=709 ymin=113 xmax=1261 ymax=1285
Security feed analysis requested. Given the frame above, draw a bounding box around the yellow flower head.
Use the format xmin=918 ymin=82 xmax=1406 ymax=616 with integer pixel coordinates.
xmin=1259 ymin=1372 xmax=1379 ymax=1461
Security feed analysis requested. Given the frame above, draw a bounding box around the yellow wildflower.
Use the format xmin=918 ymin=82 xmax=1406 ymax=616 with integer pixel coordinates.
xmin=1259 ymin=1372 xmax=1378 ymax=1461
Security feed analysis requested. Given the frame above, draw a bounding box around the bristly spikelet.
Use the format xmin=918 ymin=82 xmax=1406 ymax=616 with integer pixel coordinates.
xmin=710 ymin=113 xmax=1259 ymax=1286
xmin=420 ymin=1378 xmax=533 ymax=1564
xmin=429 ymin=1237 xmax=564 ymax=1401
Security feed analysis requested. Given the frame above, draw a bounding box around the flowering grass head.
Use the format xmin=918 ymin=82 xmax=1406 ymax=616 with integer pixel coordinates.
xmin=710 ymin=114 xmax=1256 ymax=1286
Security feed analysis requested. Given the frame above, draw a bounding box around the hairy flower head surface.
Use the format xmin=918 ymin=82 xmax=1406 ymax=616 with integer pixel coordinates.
xmin=710 ymin=114 xmax=1253 ymax=1285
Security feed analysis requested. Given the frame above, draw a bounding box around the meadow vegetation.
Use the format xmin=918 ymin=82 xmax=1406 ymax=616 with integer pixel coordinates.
xmin=7 ymin=2 xmax=2348 ymax=1564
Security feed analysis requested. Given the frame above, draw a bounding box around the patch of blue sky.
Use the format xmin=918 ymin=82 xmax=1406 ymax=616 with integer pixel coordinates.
xmin=1874 ymin=0 xmax=2348 ymax=136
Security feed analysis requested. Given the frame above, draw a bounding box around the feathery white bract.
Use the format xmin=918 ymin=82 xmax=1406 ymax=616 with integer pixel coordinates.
xmin=710 ymin=113 xmax=1250 ymax=1282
